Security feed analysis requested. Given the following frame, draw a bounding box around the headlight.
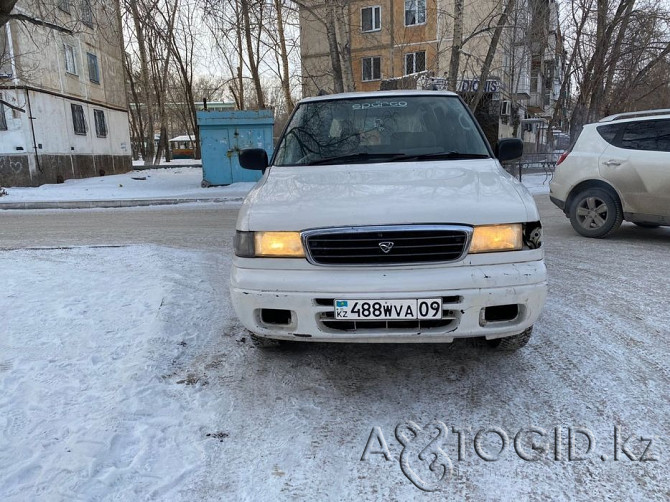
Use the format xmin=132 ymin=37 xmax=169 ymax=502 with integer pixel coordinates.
xmin=255 ymin=232 xmax=305 ymax=257
xmin=469 ymin=224 xmax=523 ymax=253
xmin=234 ymin=231 xmax=305 ymax=258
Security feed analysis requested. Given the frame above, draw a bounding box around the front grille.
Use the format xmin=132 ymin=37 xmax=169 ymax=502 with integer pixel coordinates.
xmin=303 ymin=225 xmax=471 ymax=266
xmin=314 ymin=296 xmax=462 ymax=334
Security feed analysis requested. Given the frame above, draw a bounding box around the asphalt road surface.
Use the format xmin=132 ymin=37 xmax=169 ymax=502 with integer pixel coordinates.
xmin=1 ymin=195 xmax=669 ymax=500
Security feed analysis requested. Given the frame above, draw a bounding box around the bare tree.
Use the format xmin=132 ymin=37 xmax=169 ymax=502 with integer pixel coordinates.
xmin=240 ymin=0 xmax=265 ymax=108
xmin=558 ymin=0 xmax=670 ymax=141
xmin=126 ymin=0 xmax=156 ymax=164
xmin=468 ymin=0 xmax=517 ymax=112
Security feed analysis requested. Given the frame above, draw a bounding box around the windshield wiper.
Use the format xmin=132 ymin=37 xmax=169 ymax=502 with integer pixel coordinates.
xmin=305 ymin=152 xmax=408 ymax=166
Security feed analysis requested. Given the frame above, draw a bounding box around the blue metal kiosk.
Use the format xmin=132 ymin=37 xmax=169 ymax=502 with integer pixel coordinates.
xmin=197 ymin=110 xmax=274 ymax=186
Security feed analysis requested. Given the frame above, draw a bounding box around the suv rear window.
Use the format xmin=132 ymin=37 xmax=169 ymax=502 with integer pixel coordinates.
xmin=597 ymin=119 xmax=670 ymax=152
xmin=596 ymin=124 xmax=622 ymax=145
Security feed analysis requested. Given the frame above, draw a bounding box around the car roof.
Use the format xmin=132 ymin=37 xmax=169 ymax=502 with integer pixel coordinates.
xmin=300 ymin=90 xmax=459 ymax=104
xmin=598 ymin=109 xmax=670 ymax=123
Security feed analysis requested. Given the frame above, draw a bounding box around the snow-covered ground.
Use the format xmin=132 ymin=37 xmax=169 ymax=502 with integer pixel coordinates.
xmin=1 ymin=246 xmax=232 ymax=500
xmin=518 ymin=172 xmax=552 ymax=195
xmin=0 ymin=168 xmax=254 ymax=202
xmin=1 ymin=201 xmax=668 ymax=499
xmin=0 ymin=167 xmax=549 ymax=203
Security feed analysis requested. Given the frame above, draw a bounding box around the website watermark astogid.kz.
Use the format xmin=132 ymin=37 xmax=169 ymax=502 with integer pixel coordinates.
xmin=360 ymin=422 xmax=659 ymax=492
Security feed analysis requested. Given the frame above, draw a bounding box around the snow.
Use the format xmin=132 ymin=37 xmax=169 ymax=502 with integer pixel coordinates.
xmin=0 ymin=168 xmax=254 ymax=203
xmin=0 ymin=246 xmax=231 ymax=500
xmin=517 ymin=172 xmax=552 ymax=195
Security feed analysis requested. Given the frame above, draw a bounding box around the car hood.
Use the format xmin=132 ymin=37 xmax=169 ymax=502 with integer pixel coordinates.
xmin=237 ymin=160 xmax=538 ymax=231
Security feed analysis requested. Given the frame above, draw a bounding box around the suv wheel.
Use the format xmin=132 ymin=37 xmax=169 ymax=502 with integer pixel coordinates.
xmin=488 ymin=327 xmax=533 ymax=351
xmin=569 ymin=188 xmax=623 ymax=238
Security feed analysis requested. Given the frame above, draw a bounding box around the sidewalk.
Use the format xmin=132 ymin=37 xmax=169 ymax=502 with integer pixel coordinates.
xmin=0 ymin=167 xmax=255 ymax=210
xmin=0 ymin=167 xmax=551 ymax=210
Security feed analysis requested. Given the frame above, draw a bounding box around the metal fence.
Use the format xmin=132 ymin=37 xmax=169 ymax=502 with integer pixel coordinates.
xmin=502 ymin=152 xmax=561 ymax=183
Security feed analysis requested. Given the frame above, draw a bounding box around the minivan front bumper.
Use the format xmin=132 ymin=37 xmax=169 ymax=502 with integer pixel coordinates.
xmin=230 ymin=258 xmax=548 ymax=343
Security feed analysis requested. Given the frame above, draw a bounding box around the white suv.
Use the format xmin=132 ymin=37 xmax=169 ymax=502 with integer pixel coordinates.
xmin=550 ymin=110 xmax=670 ymax=237
xmin=231 ymin=91 xmax=547 ymax=350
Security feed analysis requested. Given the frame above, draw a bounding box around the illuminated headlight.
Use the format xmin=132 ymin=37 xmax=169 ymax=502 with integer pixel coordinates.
xmin=234 ymin=231 xmax=305 ymax=258
xmin=469 ymin=224 xmax=523 ymax=253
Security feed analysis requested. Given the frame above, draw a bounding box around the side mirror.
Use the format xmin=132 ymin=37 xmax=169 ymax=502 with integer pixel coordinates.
xmin=239 ymin=148 xmax=268 ymax=170
xmin=495 ymin=138 xmax=523 ymax=162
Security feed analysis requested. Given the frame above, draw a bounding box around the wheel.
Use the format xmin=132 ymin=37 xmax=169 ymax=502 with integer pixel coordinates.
xmin=249 ymin=333 xmax=283 ymax=348
xmin=634 ymin=222 xmax=660 ymax=229
xmin=488 ymin=327 xmax=533 ymax=351
xmin=569 ymin=188 xmax=623 ymax=238
xmin=201 ymin=180 xmax=211 ymax=188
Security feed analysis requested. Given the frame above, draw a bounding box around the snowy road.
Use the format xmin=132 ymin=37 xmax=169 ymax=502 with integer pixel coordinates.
xmin=1 ymin=196 xmax=669 ymax=500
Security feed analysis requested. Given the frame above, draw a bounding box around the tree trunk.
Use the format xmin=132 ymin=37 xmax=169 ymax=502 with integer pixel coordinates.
xmin=235 ymin=0 xmax=245 ymax=109
xmin=128 ymin=0 xmax=155 ymax=165
xmin=123 ymin=52 xmax=145 ymax=160
xmin=469 ymin=0 xmax=516 ymax=112
xmin=324 ymin=1 xmax=344 ymax=93
xmin=240 ymin=0 xmax=265 ymax=108
xmin=447 ymin=0 xmax=464 ymax=91
xmin=274 ymin=0 xmax=294 ymax=111
xmin=152 ymin=0 xmax=179 ymax=165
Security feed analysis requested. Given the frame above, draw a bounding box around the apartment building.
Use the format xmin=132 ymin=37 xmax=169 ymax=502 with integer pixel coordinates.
xmin=299 ymin=0 xmax=565 ymax=146
xmin=0 ymin=0 xmax=131 ymax=187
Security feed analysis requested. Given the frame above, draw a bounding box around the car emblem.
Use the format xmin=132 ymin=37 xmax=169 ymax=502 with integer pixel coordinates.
xmin=379 ymin=241 xmax=394 ymax=253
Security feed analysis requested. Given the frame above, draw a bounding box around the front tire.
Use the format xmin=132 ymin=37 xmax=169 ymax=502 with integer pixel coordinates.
xmin=569 ymin=188 xmax=623 ymax=238
xmin=488 ymin=327 xmax=533 ymax=351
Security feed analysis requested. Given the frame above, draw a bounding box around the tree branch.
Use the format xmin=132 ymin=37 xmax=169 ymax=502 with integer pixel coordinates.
xmin=7 ymin=12 xmax=73 ymax=35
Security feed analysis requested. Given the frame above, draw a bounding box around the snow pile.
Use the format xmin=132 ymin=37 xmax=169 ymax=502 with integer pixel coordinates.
xmin=0 ymin=168 xmax=255 ymax=203
xmin=0 ymin=246 xmax=234 ymax=499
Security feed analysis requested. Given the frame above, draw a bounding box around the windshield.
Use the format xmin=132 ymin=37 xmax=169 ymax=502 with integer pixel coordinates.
xmin=273 ymin=95 xmax=491 ymax=166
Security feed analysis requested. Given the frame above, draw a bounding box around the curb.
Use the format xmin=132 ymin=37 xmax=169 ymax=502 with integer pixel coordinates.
xmin=132 ymin=164 xmax=202 ymax=171
xmin=0 ymin=196 xmax=245 ymax=210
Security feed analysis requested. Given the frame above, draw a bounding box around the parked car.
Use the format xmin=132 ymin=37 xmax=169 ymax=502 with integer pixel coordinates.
xmin=230 ymin=91 xmax=547 ymax=350
xmin=550 ymin=110 xmax=670 ymax=237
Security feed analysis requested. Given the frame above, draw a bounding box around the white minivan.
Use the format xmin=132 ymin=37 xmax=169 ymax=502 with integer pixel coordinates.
xmin=231 ymin=91 xmax=547 ymax=350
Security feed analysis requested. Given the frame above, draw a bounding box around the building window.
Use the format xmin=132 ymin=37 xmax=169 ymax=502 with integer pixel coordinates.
xmin=94 ymin=109 xmax=107 ymax=137
xmin=87 ymin=53 xmax=100 ymax=83
xmin=81 ymin=0 xmax=94 ymax=27
xmin=0 ymin=102 xmax=7 ymax=131
xmin=362 ymin=56 xmax=381 ymax=81
xmin=405 ymin=0 xmax=426 ymax=26
xmin=64 ymin=43 xmax=77 ymax=74
xmin=361 ymin=6 xmax=381 ymax=32
xmin=71 ymin=104 xmax=87 ymax=135
xmin=58 ymin=0 xmax=70 ymax=13
xmin=405 ymin=51 xmax=426 ymax=75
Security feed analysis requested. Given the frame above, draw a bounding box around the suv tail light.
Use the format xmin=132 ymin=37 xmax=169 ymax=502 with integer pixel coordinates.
xmin=556 ymin=151 xmax=569 ymax=166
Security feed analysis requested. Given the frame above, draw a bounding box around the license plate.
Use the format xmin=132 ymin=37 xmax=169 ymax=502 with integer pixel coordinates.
xmin=334 ymin=299 xmax=442 ymax=320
